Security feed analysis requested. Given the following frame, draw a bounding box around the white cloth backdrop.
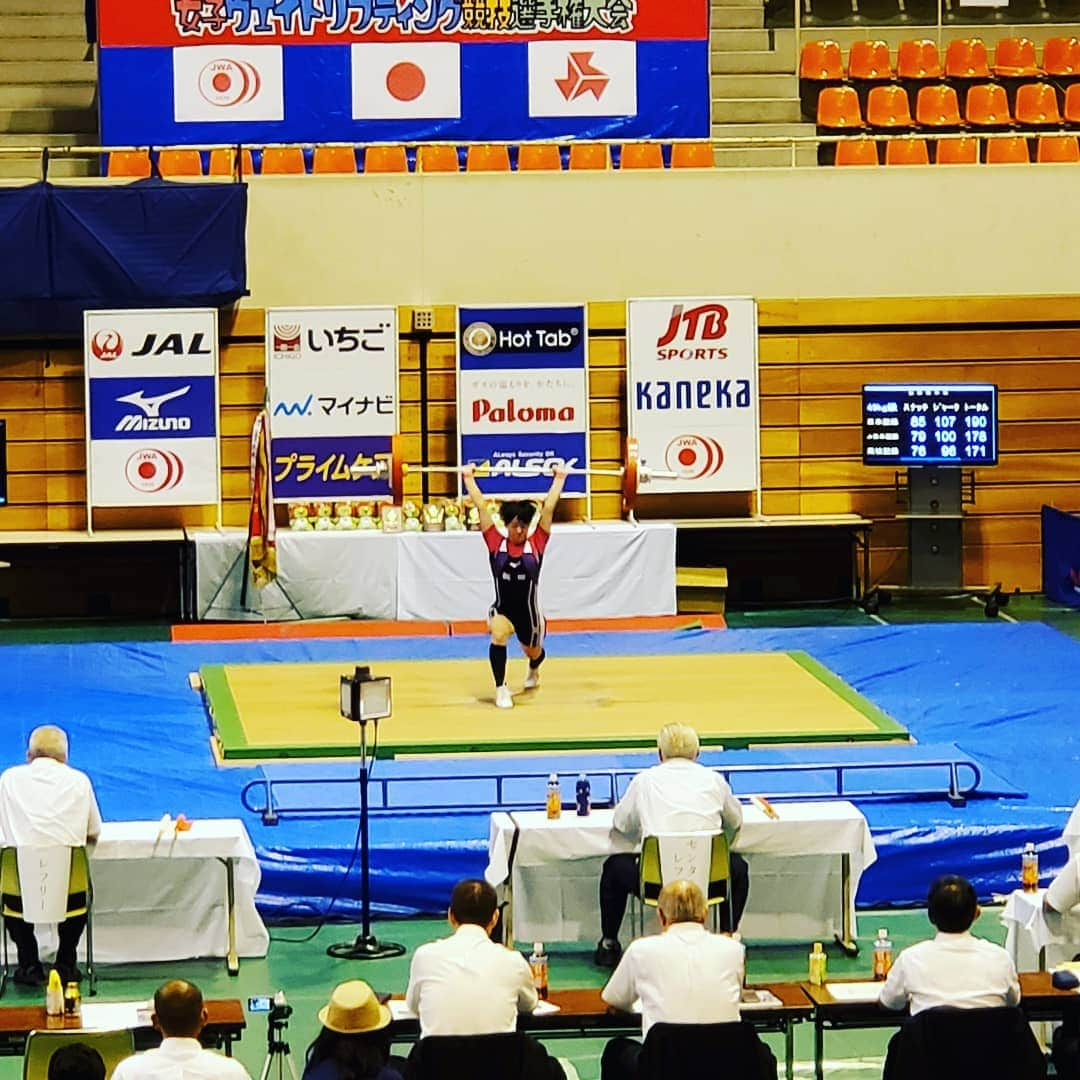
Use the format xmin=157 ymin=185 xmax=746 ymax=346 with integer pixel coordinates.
xmin=486 ymin=802 xmax=876 ymax=944
xmin=194 ymin=523 xmax=676 ymax=622
xmin=34 ymin=819 xmax=269 ymax=964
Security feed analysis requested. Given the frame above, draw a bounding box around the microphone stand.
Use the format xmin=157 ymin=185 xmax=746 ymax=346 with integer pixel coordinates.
xmin=326 ymin=715 xmax=405 ymax=961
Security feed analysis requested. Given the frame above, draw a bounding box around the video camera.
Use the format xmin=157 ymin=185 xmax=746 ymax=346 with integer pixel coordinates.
xmin=249 ymin=991 xmax=292 ymax=1025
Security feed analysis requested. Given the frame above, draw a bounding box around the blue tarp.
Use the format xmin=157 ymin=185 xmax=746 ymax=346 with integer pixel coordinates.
xmin=0 ymin=181 xmax=247 ymax=334
xmin=3 ymin=622 xmax=1079 ymax=919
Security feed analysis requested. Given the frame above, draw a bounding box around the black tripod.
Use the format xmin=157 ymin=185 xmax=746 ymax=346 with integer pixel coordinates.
xmin=327 ymin=711 xmax=405 ymax=961
xmin=258 ymin=999 xmax=298 ymax=1080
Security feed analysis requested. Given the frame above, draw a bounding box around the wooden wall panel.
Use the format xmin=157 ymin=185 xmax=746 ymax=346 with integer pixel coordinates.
xmin=2 ymin=297 xmax=1078 ymax=591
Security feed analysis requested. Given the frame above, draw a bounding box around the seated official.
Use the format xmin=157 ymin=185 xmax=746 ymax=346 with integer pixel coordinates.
xmin=111 ymin=980 xmax=253 ymax=1080
xmin=595 ymin=722 xmax=748 ymax=968
xmin=303 ymin=981 xmax=402 ymax=1080
xmin=880 ymin=875 xmax=1020 ymax=1015
xmin=48 ymin=1045 xmax=106 ymax=1080
xmin=600 ymin=880 xmax=768 ymax=1080
xmin=0 ymin=725 xmax=102 ymax=986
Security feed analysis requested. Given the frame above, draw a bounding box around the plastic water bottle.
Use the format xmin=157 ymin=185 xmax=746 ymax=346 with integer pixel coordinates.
xmin=575 ymin=774 xmax=591 ymax=817
xmin=1022 ymin=842 xmax=1039 ymax=892
xmin=872 ymin=928 xmax=893 ymax=980
xmin=546 ymin=774 xmax=561 ymax=820
xmin=528 ymin=942 xmax=549 ymax=1000
xmin=808 ymin=941 xmax=827 ymax=986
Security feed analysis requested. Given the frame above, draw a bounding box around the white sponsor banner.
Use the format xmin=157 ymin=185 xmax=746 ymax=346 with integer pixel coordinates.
xmin=173 ymin=45 xmax=284 ymax=123
xmin=351 ymin=43 xmax=461 ymax=120
xmin=527 ymin=41 xmax=637 ymax=118
xmin=459 ymin=368 xmax=588 ymax=436
xmin=266 ymin=307 xmax=398 ymax=438
xmin=84 ymin=308 xmax=220 ymax=509
xmin=627 ymin=298 xmax=759 ymax=494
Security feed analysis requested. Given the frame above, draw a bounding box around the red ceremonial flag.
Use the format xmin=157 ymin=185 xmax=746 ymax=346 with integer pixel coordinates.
xmin=351 ymin=43 xmax=461 ymax=120
xmin=247 ymin=408 xmax=277 ymax=589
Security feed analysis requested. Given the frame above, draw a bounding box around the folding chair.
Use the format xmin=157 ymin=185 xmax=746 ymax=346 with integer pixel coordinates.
xmin=0 ymin=847 xmax=94 ymax=998
xmin=23 ymin=1029 xmax=133 ymax=1080
xmin=637 ymin=832 xmax=732 ymax=936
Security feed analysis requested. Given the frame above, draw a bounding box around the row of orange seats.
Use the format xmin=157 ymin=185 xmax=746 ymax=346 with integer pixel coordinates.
xmin=819 ymin=82 xmax=1080 ymax=128
xmin=800 ymin=36 xmax=1080 ymax=83
xmin=830 ymin=134 xmax=1080 ymax=163
xmin=107 ymin=141 xmax=716 ymax=179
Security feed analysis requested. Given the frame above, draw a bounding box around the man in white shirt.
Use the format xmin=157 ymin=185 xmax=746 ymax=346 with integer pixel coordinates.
xmin=0 ymin=726 xmax=102 ymax=986
xmin=880 ymin=874 xmax=1020 ymax=1015
xmin=405 ymin=878 xmax=538 ymax=1037
xmin=1044 ymin=853 xmax=1080 ymax=925
xmin=112 ymin=980 xmax=251 ymax=1080
xmin=595 ymin=722 xmax=748 ymax=968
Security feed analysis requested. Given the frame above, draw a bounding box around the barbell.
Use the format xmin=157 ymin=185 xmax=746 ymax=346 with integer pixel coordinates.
xmin=350 ymin=436 xmax=675 ymax=514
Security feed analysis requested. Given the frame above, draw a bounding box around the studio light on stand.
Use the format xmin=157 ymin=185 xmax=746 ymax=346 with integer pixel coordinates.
xmin=327 ymin=666 xmax=405 ymax=961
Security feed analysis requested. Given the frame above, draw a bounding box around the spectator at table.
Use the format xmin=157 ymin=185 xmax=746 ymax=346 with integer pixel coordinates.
xmin=111 ymin=980 xmax=252 ymax=1080
xmin=0 ymin=725 xmax=101 ymax=986
xmin=48 ymin=1044 xmax=106 ymax=1080
xmin=303 ymin=981 xmax=401 ymax=1080
xmin=600 ymin=880 xmax=774 ymax=1080
xmin=595 ymin=722 xmax=747 ymax=969
xmin=880 ymin=874 xmax=1020 ymax=1014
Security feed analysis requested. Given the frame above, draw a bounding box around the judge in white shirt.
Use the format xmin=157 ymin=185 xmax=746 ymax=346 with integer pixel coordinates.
xmin=111 ymin=979 xmax=252 ymax=1080
xmin=405 ymin=878 xmax=537 ymax=1037
xmin=0 ymin=725 xmax=102 ymax=986
xmin=595 ymin=723 xmax=748 ymax=968
xmin=880 ymin=874 xmax=1021 ymax=1015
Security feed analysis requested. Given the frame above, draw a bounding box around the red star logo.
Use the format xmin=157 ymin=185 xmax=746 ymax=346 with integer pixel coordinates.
xmin=555 ymin=52 xmax=609 ymax=102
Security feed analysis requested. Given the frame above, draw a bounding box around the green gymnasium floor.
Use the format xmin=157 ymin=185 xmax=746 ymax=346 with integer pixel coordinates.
xmin=0 ymin=908 xmax=1006 ymax=1080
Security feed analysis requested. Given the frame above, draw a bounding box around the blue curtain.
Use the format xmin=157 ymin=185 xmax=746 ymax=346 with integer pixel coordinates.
xmin=1041 ymin=504 xmax=1080 ymax=606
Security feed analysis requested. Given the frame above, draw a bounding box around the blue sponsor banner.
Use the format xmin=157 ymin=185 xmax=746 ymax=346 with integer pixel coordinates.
xmin=461 ymin=433 xmax=587 ymax=497
xmin=89 ymin=375 xmax=217 ymax=441
xmin=99 ymin=41 xmax=708 ymax=147
xmin=272 ymin=434 xmax=393 ymax=501
xmin=459 ymin=305 xmax=586 ymax=371
xmin=1042 ymin=505 xmax=1080 ymax=608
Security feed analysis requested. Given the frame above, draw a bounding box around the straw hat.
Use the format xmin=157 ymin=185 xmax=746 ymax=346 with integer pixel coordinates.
xmin=317 ymin=981 xmax=391 ymax=1034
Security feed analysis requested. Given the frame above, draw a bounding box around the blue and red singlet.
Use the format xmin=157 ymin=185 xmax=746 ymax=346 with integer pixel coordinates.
xmin=483 ymin=525 xmax=549 ymax=648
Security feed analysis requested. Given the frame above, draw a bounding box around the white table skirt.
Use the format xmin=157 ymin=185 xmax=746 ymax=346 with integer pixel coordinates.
xmin=1002 ymin=887 xmax=1080 ymax=973
xmin=194 ymin=523 xmax=676 ymax=622
xmin=486 ymin=802 xmax=876 ymax=944
xmin=32 ymin=819 xmax=269 ymax=964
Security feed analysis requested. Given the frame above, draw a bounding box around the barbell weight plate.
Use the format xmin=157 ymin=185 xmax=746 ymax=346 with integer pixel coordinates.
xmin=622 ymin=437 xmax=640 ymax=516
xmin=390 ymin=434 xmax=406 ymax=504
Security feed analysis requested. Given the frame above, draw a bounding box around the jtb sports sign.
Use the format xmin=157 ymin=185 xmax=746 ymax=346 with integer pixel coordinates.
xmin=85 ymin=309 xmax=220 ymax=508
xmin=457 ymin=305 xmax=588 ymax=499
xmin=627 ymin=298 xmax=759 ymax=494
xmin=266 ymin=306 xmax=398 ymax=502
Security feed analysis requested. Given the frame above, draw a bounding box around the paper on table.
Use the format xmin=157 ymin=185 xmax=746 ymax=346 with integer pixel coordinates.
xmin=532 ymin=999 xmax=561 ymax=1015
xmin=388 ymin=1000 xmax=417 ymax=1020
xmin=825 ymin=982 xmax=883 ymax=1002
xmin=80 ymin=1002 xmax=152 ymax=1030
xmin=739 ymin=989 xmax=783 ymax=1009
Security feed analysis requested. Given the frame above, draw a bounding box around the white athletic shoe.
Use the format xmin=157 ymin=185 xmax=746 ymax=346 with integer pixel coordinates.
xmin=523 ymin=669 xmax=540 ymax=690
xmin=495 ymin=685 xmax=513 ymax=709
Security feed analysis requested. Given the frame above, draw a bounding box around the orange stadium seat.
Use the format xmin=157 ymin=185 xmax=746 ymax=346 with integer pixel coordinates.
xmin=848 ymin=40 xmax=893 ymax=82
xmin=1014 ymin=83 xmax=1062 ymax=127
xmin=363 ymin=145 xmax=409 ymax=173
xmin=417 ymin=145 xmax=460 ymax=172
xmin=965 ymin=84 xmax=1012 ymax=127
xmin=619 ymin=142 xmax=664 ymax=169
xmin=465 ymin=144 xmax=511 ymax=171
xmin=157 ymin=149 xmax=202 ymax=177
xmin=945 ymin=39 xmax=990 ymax=80
xmin=993 ymin=37 xmax=1041 ymax=78
xmin=568 ymin=143 xmax=610 ymax=170
xmin=1043 ymin=37 xmax=1080 ymax=78
xmin=935 ymin=136 xmax=980 ymax=164
xmin=867 ymin=85 xmax=913 ymax=129
xmin=985 ymin=135 xmax=1030 ymax=163
xmin=107 ymin=150 xmax=151 ymax=178
xmin=669 ymin=142 xmax=714 ymax=169
xmin=1037 ymin=134 xmax=1080 ymax=161
xmin=261 ymin=146 xmax=306 ymax=174
xmin=885 ymin=137 xmax=930 ymax=164
xmin=208 ymin=147 xmax=254 ymax=176
xmin=517 ymin=143 xmax=563 ymax=171
xmin=800 ymin=40 xmax=844 ymax=80
xmin=817 ymin=86 xmax=864 ymax=129
xmin=1066 ymin=85 xmax=1080 ymax=124
xmin=916 ymin=85 xmax=963 ymax=128
xmin=312 ymin=146 xmax=357 ymax=173
xmin=835 ymin=137 xmax=879 ymax=165
xmin=897 ymin=40 xmax=942 ymax=81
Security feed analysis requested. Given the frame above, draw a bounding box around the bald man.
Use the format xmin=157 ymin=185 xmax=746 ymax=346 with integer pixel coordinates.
xmin=112 ymin=980 xmax=252 ymax=1080
xmin=0 ymin=726 xmax=101 ymax=986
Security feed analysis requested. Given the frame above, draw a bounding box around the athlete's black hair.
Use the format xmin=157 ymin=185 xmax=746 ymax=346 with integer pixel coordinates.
xmin=500 ymin=500 xmax=538 ymax=527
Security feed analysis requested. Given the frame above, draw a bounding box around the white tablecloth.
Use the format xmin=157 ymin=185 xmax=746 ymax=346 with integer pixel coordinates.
xmin=1002 ymin=887 xmax=1080 ymax=973
xmin=194 ymin=523 xmax=676 ymax=622
xmin=486 ymin=802 xmax=876 ymax=944
xmin=35 ymin=819 xmax=269 ymax=964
